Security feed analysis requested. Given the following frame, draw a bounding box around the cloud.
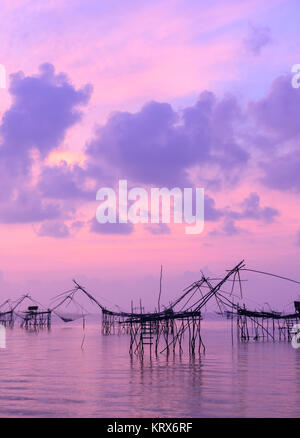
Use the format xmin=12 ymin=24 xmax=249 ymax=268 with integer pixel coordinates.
xmin=71 ymin=220 xmax=85 ymax=230
xmin=90 ymin=217 xmax=134 ymax=235
xmin=248 ymin=74 xmax=300 ymax=142
xmin=210 ymin=217 xmax=247 ymax=236
xmin=229 ymin=193 xmax=279 ymax=223
xmin=38 ymin=161 xmax=94 ymax=200
xmin=210 ymin=193 xmax=278 ymax=236
xmin=0 ymin=189 xmax=61 ymax=224
xmin=0 ymin=63 xmax=92 ymax=224
xmin=0 ymin=62 xmax=287 ymax=238
xmin=35 ymin=219 xmax=85 ymax=238
xmin=261 ymin=150 xmax=300 ymax=192
xmin=0 ymin=63 xmax=92 ymax=180
xmin=205 ymin=195 xmax=224 ymax=221
xmin=36 ymin=220 xmax=70 ymax=238
xmin=246 ymin=74 xmax=300 ymax=192
xmin=85 ymin=92 xmax=248 ymax=187
xmin=222 ymin=218 xmax=246 ymax=236
xmin=243 ymin=23 xmax=272 ymax=55
xmin=145 ymin=223 xmax=170 ymax=235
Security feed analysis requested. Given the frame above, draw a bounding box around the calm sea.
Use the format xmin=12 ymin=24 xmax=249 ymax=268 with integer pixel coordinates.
xmin=0 ymin=316 xmax=299 ymax=418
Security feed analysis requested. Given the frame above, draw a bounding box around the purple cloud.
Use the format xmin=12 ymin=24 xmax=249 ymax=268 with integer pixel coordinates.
xmin=210 ymin=193 xmax=278 ymax=236
xmin=247 ymin=74 xmax=300 ymax=192
xmin=71 ymin=221 xmax=85 ymax=230
xmin=37 ymin=221 xmax=70 ymax=238
xmin=0 ymin=64 xmax=92 ymax=225
xmin=145 ymin=223 xmax=171 ymax=235
xmin=261 ymin=151 xmax=300 ymax=192
xmin=210 ymin=217 xmax=247 ymax=237
xmin=38 ymin=161 xmax=94 ymax=200
xmin=221 ymin=218 xmax=245 ymax=236
xmin=205 ymin=195 xmax=224 ymax=221
xmin=85 ymin=92 xmax=248 ymax=187
xmin=248 ymin=75 xmax=300 ymax=142
xmin=90 ymin=218 xmax=134 ymax=235
xmin=243 ymin=24 xmax=272 ymax=56
xmin=229 ymin=193 xmax=279 ymax=223
xmin=0 ymin=62 xmax=288 ymax=238
xmin=0 ymin=189 xmax=61 ymax=224
xmin=0 ymin=63 xmax=91 ymax=179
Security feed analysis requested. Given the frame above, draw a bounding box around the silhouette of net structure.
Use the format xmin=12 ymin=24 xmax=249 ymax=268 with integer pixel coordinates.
xmin=0 ymin=295 xmax=52 ymax=330
xmin=0 ymin=291 xmax=88 ymax=331
xmin=50 ymin=291 xmax=89 ymax=323
xmin=2 ymin=260 xmax=300 ymax=350
xmin=212 ymin=266 xmax=300 ymax=342
xmin=0 ymin=299 xmax=14 ymax=327
xmin=14 ymin=295 xmax=51 ymax=330
xmin=52 ymin=261 xmax=245 ymax=356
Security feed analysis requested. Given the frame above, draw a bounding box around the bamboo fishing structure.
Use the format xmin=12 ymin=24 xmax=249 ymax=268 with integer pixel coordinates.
xmin=2 ymin=260 xmax=300 ymax=353
xmin=213 ymin=266 xmax=300 ymax=343
xmin=0 ymin=299 xmax=14 ymax=327
xmin=51 ymin=261 xmax=246 ymax=356
xmin=16 ymin=295 xmax=51 ymax=330
xmin=0 ymin=295 xmax=52 ymax=330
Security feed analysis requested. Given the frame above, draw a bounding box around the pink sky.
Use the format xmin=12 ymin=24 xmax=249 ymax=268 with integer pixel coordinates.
xmin=0 ymin=0 xmax=300 ymax=311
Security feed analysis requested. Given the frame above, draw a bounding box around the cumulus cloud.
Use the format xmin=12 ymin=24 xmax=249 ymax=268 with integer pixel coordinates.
xmin=71 ymin=220 xmax=85 ymax=230
xmin=205 ymin=195 xmax=224 ymax=221
xmin=248 ymin=75 xmax=300 ymax=142
xmin=243 ymin=24 xmax=272 ymax=56
xmin=229 ymin=193 xmax=279 ymax=223
xmin=38 ymin=161 xmax=94 ymax=200
xmin=90 ymin=218 xmax=134 ymax=235
xmin=0 ymin=189 xmax=61 ymax=224
xmin=261 ymin=151 xmax=300 ymax=192
xmin=85 ymin=92 xmax=248 ymax=187
xmin=36 ymin=221 xmax=70 ymax=238
xmin=0 ymin=62 xmax=288 ymax=238
xmin=35 ymin=219 xmax=85 ymax=238
xmin=248 ymin=74 xmax=300 ymax=192
xmin=145 ymin=223 xmax=171 ymax=235
xmin=0 ymin=63 xmax=91 ymax=180
xmin=0 ymin=63 xmax=92 ymax=223
xmin=210 ymin=217 xmax=247 ymax=237
xmin=211 ymin=193 xmax=279 ymax=236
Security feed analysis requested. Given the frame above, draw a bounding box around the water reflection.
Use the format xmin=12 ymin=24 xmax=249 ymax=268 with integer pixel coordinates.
xmin=0 ymin=319 xmax=299 ymax=417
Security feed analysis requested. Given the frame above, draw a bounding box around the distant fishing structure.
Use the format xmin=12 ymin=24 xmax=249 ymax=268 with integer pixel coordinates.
xmin=2 ymin=260 xmax=300 ymax=354
xmin=217 ymin=267 xmax=300 ymax=342
xmin=0 ymin=295 xmax=51 ymax=329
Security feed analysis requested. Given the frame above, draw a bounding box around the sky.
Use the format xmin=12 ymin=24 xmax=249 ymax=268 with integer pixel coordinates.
xmin=0 ymin=0 xmax=300 ymax=311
